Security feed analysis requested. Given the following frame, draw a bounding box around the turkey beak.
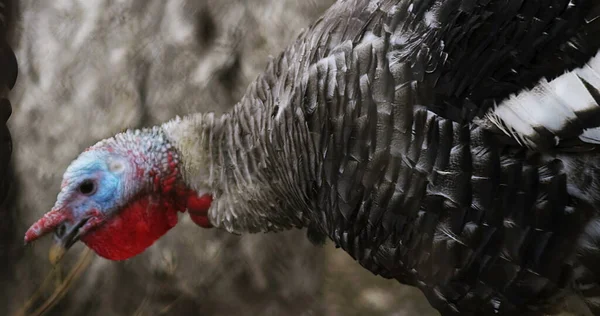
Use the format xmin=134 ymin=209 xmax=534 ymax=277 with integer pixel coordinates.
xmin=48 ymin=217 xmax=89 ymax=265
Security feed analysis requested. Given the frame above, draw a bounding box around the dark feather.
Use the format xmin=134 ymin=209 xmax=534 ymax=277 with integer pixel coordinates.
xmin=187 ymin=1 xmax=600 ymax=315
xmin=291 ymin=1 xmax=600 ymax=315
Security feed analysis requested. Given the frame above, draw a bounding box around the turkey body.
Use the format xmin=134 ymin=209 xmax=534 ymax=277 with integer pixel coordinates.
xmin=257 ymin=0 xmax=600 ymax=315
xmin=166 ymin=0 xmax=600 ymax=315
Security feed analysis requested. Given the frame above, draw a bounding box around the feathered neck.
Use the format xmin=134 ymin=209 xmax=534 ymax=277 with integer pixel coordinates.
xmin=160 ymin=21 xmax=318 ymax=234
xmin=161 ymin=107 xmax=315 ymax=234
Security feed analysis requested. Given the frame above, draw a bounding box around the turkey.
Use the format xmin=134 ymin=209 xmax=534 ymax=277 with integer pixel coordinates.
xmin=22 ymin=0 xmax=600 ymax=315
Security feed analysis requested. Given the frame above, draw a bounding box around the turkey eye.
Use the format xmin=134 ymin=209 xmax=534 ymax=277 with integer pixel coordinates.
xmin=78 ymin=180 xmax=96 ymax=195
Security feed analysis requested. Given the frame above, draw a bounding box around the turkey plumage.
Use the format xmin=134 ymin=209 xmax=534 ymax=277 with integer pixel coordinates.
xmin=25 ymin=0 xmax=600 ymax=315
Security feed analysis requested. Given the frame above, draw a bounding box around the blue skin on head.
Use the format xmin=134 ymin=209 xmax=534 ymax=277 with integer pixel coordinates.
xmin=24 ymin=148 xmax=141 ymax=261
xmin=57 ymin=150 xmax=132 ymax=223
xmin=25 ymin=129 xmax=201 ymax=261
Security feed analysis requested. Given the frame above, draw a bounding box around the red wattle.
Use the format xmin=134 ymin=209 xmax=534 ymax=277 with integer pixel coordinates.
xmin=81 ymin=194 xmax=179 ymax=261
xmin=186 ymin=193 xmax=213 ymax=228
xmin=189 ymin=213 xmax=212 ymax=228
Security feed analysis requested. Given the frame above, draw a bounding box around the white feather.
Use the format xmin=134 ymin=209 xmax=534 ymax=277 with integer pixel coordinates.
xmin=549 ymin=71 xmax=596 ymax=113
xmin=491 ymin=97 xmax=537 ymax=140
xmin=580 ymin=128 xmax=600 ymax=144
xmin=485 ymin=50 xmax=600 ymax=147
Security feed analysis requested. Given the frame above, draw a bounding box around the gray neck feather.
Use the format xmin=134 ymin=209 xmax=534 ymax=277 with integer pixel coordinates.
xmin=161 ymin=4 xmax=336 ymax=233
xmin=162 ymin=66 xmax=316 ymax=233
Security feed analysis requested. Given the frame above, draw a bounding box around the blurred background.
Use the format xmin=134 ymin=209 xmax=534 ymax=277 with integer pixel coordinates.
xmin=1 ymin=1 xmax=438 ymax=315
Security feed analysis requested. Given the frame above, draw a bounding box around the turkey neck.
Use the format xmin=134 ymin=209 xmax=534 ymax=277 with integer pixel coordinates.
xmin=162 ymin=73 xmax=316 ymax=234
